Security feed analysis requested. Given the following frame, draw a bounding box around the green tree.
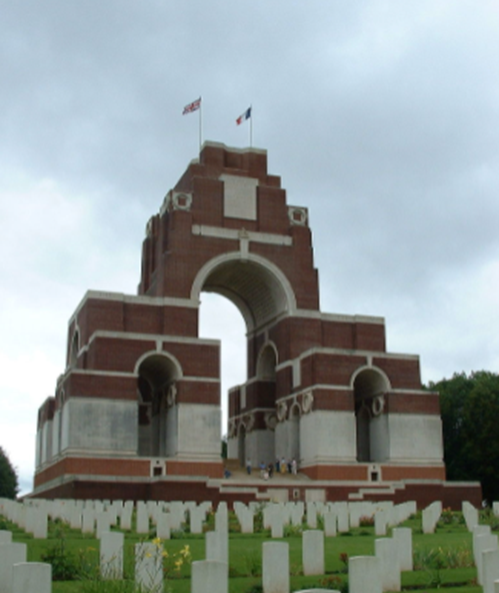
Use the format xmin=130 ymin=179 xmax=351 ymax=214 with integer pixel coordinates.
xmin=0 ymin=446 xmax=19 ymax=499
xmin=429 ymin=371 xmax=499 ymax=502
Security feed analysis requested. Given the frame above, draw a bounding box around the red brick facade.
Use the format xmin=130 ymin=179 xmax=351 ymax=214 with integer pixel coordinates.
xmin=32 ymin=142 xmax=479 ymax=507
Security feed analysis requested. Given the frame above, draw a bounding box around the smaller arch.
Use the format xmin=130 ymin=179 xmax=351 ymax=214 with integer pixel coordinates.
xmin=134 ymin=350 xmax=183 ymax=380
xmin=69 ymin=327 xmax=80 ymax=368
xmin=256 ymin=341 xmax=278 ymax=380
xmin=135 ymin=352 xmax=182 ymax=458
xmin=289 ymin=402 xmax=301 ymax=418
xmin=349 ymin=365 xmax=392 ymax=393
xmin=352 ymin=366 xmax=390 ymax=463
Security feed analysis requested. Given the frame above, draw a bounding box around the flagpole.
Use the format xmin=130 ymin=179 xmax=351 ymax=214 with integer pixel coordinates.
xmin=199 ymin=96 xmax=203 ymax=152
xmin=249 ymin=104 xmax=253 ymax=147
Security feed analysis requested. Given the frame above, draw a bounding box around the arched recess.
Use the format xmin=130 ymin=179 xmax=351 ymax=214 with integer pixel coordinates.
xmin=69 ymin=328 xmax=80 ymax=368
xmin=289 ymin=402 xmax=301 ymax=463
xmin=135 ymin=352 xmax=182 ymax=458
xmin=352 ymin=367 xmax=390 ymax=463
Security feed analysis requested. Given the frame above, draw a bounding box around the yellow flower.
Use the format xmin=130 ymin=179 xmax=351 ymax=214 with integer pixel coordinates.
xmin=152 ymin=537 xmax=162 ymax=546
xmin=162 ymin=550 xmax=169 ymax=558
xmin=174 ymin=559 xmax=183 ymax=571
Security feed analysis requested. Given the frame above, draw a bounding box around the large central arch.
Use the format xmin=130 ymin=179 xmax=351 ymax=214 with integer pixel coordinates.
xmin=191 ymin=252 xmax=297 ymax=333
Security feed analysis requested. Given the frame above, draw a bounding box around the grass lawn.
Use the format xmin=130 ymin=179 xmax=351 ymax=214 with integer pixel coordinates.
xmin=0 ymin=510 xmax=485 ymax=592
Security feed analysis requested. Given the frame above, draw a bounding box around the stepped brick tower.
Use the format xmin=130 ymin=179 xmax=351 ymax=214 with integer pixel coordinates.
xmin=33 ymin=142 xmax=479 ymax=505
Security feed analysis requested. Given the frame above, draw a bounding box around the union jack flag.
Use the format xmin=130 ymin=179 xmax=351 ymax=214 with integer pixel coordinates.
xmin=182 ymin=97 xmax=201 ymax=115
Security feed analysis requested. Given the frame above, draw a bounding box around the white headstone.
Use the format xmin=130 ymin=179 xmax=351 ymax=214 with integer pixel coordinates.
xmin=11 ymin=563 xmax=51 ymax=593
xmin=0 ymin=543 xmax=27 ymax=593
xmin=262 ymin=541 xmax=289 ymax=593
xmin=349 ymin=556 xmax=382 ymax=593
xmin=392 ymin=527 xmax=413 ymax=572
xmin=206 ymin=530 xmax=229 ymax=566
xmin=375 ymin=538 xmax=401 ymax=592
xmin=100 ymin=531 xmax=124 ymax=579
xmin=483 ymin=549 xmax=499 ymax=593
xmin=191 ymin=560 xmax=228 ymax=593
xmin=323 ymin=512 xmax=336 ymax=537
xmin=156 ymin=513 xmax=171 ymax=540
xmin=135 ymin=542 xmax=163 ymax=593
xmin=302 ymin=530 xmax=324 ymax=576
xmin=0 ymin=531 xmax=12 ymax=544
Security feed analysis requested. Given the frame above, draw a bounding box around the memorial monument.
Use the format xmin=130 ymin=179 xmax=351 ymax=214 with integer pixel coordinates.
xmin=33 ymin=142 xmax=479 ymax=506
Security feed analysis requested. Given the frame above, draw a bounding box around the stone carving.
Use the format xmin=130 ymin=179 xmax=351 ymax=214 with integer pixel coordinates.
xmin=301 ymin=391 xmax=314 ymax=414
xmin=166 ymin=383 xmax=177 ymax=407
xmin=264 ymin=412 xmax=277 ymax=431
xmin=277 ymin=401 xmax=288 ymax=422
xmin=288 ymin=206 xmax=308 ymax=226
xmin=172 ymin=192 xmax=192 ymax=211
xmin=371 ymin=394 xmax=385 ymax=416
xmin=243 ymin=412 xmax=255 ymax=432
xmin=228 ymin=419 xmax=236 ymax=438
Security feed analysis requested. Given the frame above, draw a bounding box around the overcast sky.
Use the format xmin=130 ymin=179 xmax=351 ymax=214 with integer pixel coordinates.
xmin=1 ymin=1 xmax=498 ymax=495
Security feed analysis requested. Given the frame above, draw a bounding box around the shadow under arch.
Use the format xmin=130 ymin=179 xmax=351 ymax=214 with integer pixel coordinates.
xmin=135 ymin=352 xmax=183 ymax=458
xmin=351 ymin=366 xmax=391 ymax=463
xmin=191 ymin=252 xmax=297 ymax=333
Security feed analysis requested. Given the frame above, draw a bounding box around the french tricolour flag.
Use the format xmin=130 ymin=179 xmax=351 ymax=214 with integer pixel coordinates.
xmin=236 ymin=107 xmax=251 ymax=125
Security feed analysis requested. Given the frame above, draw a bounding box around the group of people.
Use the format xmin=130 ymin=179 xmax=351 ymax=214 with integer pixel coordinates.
xmin=246 ymin=457 xmax=298 ymax=479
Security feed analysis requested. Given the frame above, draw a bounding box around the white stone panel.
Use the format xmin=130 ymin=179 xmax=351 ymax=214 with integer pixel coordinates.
xmin=246 ymin=429 xmax=275 ymax=466
xmin=300 ymin=411 xmax=357 ymax=463
xmin=63 ymin=398 xmax=137 ymax=454
xmin=51 ymin=410 xmax=61 ymax=458
xmin=388 ymin=414 xmax=443 ymax=462
xmin=370 ymin=415 xmax=389 ymax=462
xmin=176 ymin=404 xmax=220 ymax=458
xmin=220 ymin=174 xmax=258 ymax=220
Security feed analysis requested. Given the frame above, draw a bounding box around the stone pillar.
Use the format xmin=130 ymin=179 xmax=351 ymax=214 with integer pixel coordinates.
xmin=191 ymin=560 xmax=228 ymax=593
xmin=262 ymin=541 xmax=289 ymax=593
xmin=375 ymin=538 xmax=401 ymax=592
xmin=11 ymin=563 xmax=51 ymax=593
xmin=302 ymin=530 xmax=324 ymax=576
xmin=349 ymin=556 xmax=382 ymax=593
xmin=100 ymin=531 xmax=124 ymax=579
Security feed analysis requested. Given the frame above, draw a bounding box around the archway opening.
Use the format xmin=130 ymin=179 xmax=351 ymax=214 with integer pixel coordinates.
xmin=289 ymin=404 xmax=300 ymax=464
xmin=354 ymin=369 xmax=389 ymax=463
xmin=137 ymin=354 xmax=179 ymax=457
xmin=199 ymin=292 xmax=246 ymax=439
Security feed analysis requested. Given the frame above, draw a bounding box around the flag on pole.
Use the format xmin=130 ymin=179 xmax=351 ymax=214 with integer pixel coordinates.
xmin=183 ymin=97 xmax=201 ymax=115
xmin=236 ymin=107 xmax=251 ymax=125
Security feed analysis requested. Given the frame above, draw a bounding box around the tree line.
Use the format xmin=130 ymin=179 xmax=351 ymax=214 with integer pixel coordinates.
xmin=428 ymin=370 xmax=499 ymax=504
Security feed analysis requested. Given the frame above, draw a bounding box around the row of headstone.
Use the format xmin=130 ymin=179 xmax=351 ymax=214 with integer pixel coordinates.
xmin=1 ymin=496 xmax=417 ymax=542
